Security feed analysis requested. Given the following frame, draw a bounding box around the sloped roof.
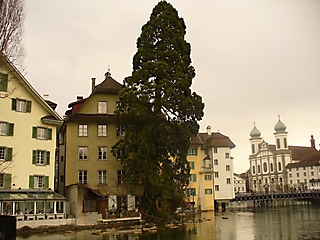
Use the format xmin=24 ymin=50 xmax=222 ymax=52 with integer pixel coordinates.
xmin=289 ymin=146 xmax=318 ymax=161
xmin=190 ymin=134 xmax=203 ymax=145
xmin=286 ymin=152 xmax=320 ymax=168
xmin=93 ymin=72 xmax=122 ymax=94
xmin=0 ymin=51 xmax=62 ymax=122
xmin=198 ymin=132 xmax=236 ymax=149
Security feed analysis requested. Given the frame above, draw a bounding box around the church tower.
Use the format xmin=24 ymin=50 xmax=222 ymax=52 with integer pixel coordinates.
xmin=249 ymin=123 xmax=262 ymax=154
xmin=273 ymin=116 xmax=288 ymax=150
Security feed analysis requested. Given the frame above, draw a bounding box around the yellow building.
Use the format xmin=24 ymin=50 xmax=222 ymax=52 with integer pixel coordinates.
xmin=0 ymin=52 xmax=65 ymax=217
xmin=187 ymin=126 xmax=236 ymax=211
xmin=59 ymin=72 xmax=141 ymax=220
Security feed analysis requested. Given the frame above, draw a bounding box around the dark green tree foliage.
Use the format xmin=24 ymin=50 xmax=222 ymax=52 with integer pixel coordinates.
xmin=113 ymin=1 xmax=204 ymax=223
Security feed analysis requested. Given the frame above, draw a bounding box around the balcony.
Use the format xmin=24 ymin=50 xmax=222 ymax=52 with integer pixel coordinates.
xmin=201 ymin=166 xmax=213 ymax=173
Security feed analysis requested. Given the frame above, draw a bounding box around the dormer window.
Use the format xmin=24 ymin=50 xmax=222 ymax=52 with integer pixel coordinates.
xmin=98 ymin=101 xmax=107 ymax=113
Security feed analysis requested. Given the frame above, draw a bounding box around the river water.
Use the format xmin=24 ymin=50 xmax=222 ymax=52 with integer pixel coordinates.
xmin=17 ymin=203 xmax=320 ymax=240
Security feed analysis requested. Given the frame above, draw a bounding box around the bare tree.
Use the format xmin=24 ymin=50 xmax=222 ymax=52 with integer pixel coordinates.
xmin=0 ymin=0 xmax=25 ymax=70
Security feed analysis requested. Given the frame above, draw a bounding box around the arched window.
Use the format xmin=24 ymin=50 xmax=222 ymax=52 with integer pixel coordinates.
xmin=258 ymin=165 xmax=261 ymax=173
xmin=270 ymin=163 xmax=274 ymax=172
xmin=252 ymin=166 xmax=256 ymax=174
xmin=278 ymin=162 xmax=282 ymax=171
xmin=276 ymin=138 xmax=280 ymax=149
xmin=263 ymin=162 xmax=267 ymax=172
xmin=252 ymin=144 xmax=255 ymax=154
xmin=284 ymin=138 xmax=287 ymax=148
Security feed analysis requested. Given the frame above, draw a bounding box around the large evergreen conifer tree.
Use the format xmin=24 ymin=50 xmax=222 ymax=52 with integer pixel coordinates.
xmin=113 ymin=1 xmax=204 ymax=223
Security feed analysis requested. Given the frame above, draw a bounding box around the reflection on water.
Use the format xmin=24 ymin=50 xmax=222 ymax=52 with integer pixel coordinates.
xmin=17 ymin=204 xmax=320 ymax=240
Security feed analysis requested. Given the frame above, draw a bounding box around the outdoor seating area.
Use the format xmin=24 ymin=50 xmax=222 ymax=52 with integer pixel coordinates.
xmin=0 ymin=189 xmax=66 ymax=221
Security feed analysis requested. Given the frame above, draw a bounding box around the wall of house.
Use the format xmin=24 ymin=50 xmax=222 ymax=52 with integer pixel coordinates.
xmin=0 ymin=67 xmax=58 ymax=190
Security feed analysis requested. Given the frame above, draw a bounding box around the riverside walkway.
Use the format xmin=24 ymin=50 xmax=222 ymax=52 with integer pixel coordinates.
xmin=231 ymin=191 xmax=320 ymax=202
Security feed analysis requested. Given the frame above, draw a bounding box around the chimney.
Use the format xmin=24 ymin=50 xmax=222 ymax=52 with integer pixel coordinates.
xmin=77 ymin=96 xmax=83 ymax=101
xmin=43 ymin=94 xmax=49 ymax=100
xmin=311 ymin=135 xmax=316 ymax=149
xmin=91 ymin=77 xmax=96 ymax=93
xmin=206 ymin=125 xmax=211 ymax=135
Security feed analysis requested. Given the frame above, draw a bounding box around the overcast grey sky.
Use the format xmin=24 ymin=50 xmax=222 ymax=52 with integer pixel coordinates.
xmin=23 ymin=0 xmax=320 ymax=174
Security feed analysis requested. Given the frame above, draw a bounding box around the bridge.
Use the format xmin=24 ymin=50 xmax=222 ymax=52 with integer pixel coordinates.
xmin=231 ymin=191 xmax=320 ymax=202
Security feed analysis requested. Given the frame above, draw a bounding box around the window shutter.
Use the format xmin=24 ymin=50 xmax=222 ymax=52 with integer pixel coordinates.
xmin=26 ymin=101 xmax=32 ymax=112
xmin=11 ymin=98 xmax=17 ymax=110
xmin=32 ymin=126 xmax=37 ymax=138
xmin=0 ymin=73 xmax=8 ymax=92
xmin=195 ymin=148 xmax=198 ymax=156
xmin=44 ymin=176 xmax=49 ymax=189
xmin=29 ymin=175 xmax=34 ymax=189
xmin=7 ymin=123 xmax=14 ymax=136
xmin=46 ymin=151 xmax=50 ymax=165
xmin=5 ymin=148 xmax=13 ymax=161
xmin=193 ymin=174 xmax=197 ymax=182
xmin=4 ymin=174 xmax=11 ymax=189
xmin=47 ymin=128 xmax=52 ymax=140
xmin=32 ymin=150 xmax=37 ymax=164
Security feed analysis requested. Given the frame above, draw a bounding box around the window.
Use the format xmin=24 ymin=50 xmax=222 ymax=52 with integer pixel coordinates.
xmin=205 ymin=189 xmax=212 ymax=194
xmin=35 ymin=176 xmax=44 ymax=188
xmin=276 ymin=138 xmax=280 ymax=149
xmin=0 ymin=122 xmax=14 ymax=136
xmin=98 ymin=124 xmax=107 ymax=136
xmin=251 ymin=144 xmax=255 ymax=154
xmin=117 ymin=125 xmax=125 ymax=136
xmin=270 ymin=163 xmax=274 ymax=172
xmin=98 ymin=170 xmax=107 ymax=185
xmin=215 ymin=185 xmax=220 ymax=191
xmin=78 ymin=147 xmax=88 ymax=160
xmin=0 ymin=174 xmax=4 ymax=187
xmin=303 ymin=166 xmax=306 ymax=170
xmin=297 ymin=173 xmax=299 ymax=177
xmin=0 ymin=147 xmax=13 ymax=161
xmin=304 ymin=179 xmax=307 ymax=184
xmin=311 ymin=171 xmax=314 ymax=176
xmin=78 ymin=170 xmax=88 ymax=184
xmin=297 ymin=179 xmax=300 ymax=184
xmin=263 ymin=162 xmax=267 ymax=172
xmin=78 ymin=124 xmax=88 ymax=136
xmin=29 ymin=175 xmax=48 ymax=189
xmin=290 ymin=180 xmax=293 ymax=184
xmin=226 ymin=165 xmax=230 ymax=171
xmin=258 ymin=165 xmax=261 ymax=173
xmin=284 ymin=138 xmax=287 ymax=148
xmin=190 ymin=162 xmax=195 ymax=170
xmin=187 ymin=188 xmax=196 ymax=196
xmin=32 ymin=127 xmax=52 ymax=140
xmin=296 ymin=167 xmax=299 ymax=171
xmin=303 ymin=172 xmax=306 ymax=177
xmin=214 ymin=172 xmax=219 ymax=178
xmin=118 ymin=171 xmax=125 ymax=184
xmin=204 ymin=175 xmax=212 ymax=181
xmin=252 ymin=166 xmax=256 ymax=174
xmin=311 ymin=166 xmax=314 ymax=170
xmin=188 ymin=148 xmax=198 ymax=156
xmin=98 ymin=147 xmax=107 ymax=160
xmin=226 ymin=178 xmax=231 ymax=184
xmin=278 ymin=162 xmax=282 ymax=171
xmin=214 ymin=147 xmax=218 ymax=153
xmin=12 ymin=99 xmax=32 ymax=112
xmin=32 ymin=150 xmax=50 ymax=165
xmin=289 ymin=173 xmax=292 ymax=178
xmin=0 ymin=73 xmax=8 ymax=92
xmin=190 ymin=174 xmax=197 ymax=182
xmin=214 ymin=159 xmax=218 ymax=165
xmin=117 ymin=149 xmax=124 ymax=160
xmin=225 ymin=153 xmax=230 ymax=159
xmin=98 ymin=101 xmax=107 ymax=113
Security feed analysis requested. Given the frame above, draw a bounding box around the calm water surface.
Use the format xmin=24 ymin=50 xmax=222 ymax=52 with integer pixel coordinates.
xmin=17 ymin=204 xmax=320 ymax=240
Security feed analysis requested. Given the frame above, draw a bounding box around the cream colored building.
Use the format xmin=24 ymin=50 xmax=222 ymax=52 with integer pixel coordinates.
xmin=234 ymin=174 xmax=246 ymax=194
xmin=0 ymin=52 xmax=62 ymax=191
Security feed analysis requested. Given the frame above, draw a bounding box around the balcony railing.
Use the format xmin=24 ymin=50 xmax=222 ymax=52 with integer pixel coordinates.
xmin=201 ymin=166 xmax=213 ymax=173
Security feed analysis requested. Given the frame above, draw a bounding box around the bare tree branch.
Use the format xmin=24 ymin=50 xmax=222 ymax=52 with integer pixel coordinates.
xmin=0 ymin=0 xmax=25 ymax=72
